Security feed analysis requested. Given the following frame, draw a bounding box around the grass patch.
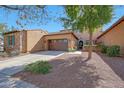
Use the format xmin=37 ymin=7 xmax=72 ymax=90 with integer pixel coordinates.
xmin=68 ymin=48 xmax=77 ymax=52
xmin=25 ymin=60 xmax=52 ymax=74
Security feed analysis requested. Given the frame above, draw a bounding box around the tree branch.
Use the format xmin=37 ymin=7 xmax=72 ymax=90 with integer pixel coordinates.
xmin=0 ymin=5 xmax=25 ymax=10
xmin=36 ymin=5 xmax=46 ymax=9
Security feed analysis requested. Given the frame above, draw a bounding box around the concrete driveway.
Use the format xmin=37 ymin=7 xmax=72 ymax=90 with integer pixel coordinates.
xmin=0 ymin=51 xmax=65 ymax=88
xmin=0 ymin=51 xmax=65 ymax=75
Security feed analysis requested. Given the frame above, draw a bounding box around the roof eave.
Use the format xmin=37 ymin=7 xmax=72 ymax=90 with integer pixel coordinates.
xmin=97 ymin=16 xmax=124 ymax=39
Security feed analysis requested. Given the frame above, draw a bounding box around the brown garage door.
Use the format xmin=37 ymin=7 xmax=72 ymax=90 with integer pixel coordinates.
xmin=48 ymin=39 xmax=68 ymax=51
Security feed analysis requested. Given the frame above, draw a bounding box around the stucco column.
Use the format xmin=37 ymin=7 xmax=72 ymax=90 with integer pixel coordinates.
xmin=44 ymin=39 xmax=48 ymax=50
xmin=68 ymin=39 xmax=72 ymax=49
xmin=20 ymin=31 xmax=23 ymax=52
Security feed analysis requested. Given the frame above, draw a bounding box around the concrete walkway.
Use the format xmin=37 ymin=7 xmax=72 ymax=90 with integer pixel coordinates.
xmin=0 ymin=73 xmax=36 ymax=88
xmin=0 ymin=51 xmax=65 ymax=88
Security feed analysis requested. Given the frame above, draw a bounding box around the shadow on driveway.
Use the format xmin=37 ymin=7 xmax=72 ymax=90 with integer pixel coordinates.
xmin=0 ymin=65 xmax=24 ymax=76
xmin=97 ymin=52 xmax=124 ymax=80
xmin=14 ymin=55 xmax=101 ymax=88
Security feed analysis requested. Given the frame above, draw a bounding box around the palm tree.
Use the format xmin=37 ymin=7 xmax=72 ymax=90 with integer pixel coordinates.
xmin=61 ymin=5 xmax=113 ymax=59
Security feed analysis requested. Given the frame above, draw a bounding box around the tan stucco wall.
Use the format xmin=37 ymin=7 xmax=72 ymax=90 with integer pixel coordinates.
xmin=43 ymin=33 xmax=78 ymax=51
xmin=21 ymin=31 xmax=27 ymax=53
xmin=70 ymin=34 xmax=78 ymax=49
xmin=26 ymin=30 xmax=47 ymax=53
xmin=97 ymin=21 xmax=124 ymax=54
xmin=4 ymin=30 xmax=47 ymax=53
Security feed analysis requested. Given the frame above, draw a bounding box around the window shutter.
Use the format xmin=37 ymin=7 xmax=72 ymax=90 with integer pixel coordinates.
xmin=12 ymin=35 xmax=15 ymax=46
xmin=7 ymin=36 xmax=10 ymax=46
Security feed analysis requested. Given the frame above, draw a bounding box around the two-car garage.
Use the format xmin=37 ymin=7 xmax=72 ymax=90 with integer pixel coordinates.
xmin=43 ymin=32 xmax=78 ymax=51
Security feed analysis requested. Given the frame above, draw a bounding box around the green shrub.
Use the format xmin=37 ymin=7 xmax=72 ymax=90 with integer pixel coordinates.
xmin=0 ymin=52 xmax=9 ymax=57
xmin=9 ymin=50 xmax=20 ymax=57
xmin=106 ymin=45 xmax=120 ymax=57
xmin=68 ymin=48 xmax=76 ymax=52
xmin=101 ymin=45 xmax=108 ymax=53
xmin=25 ymin=60 xmax=52 ymax=74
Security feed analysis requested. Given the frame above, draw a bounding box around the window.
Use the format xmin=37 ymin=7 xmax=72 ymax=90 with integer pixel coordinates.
xmin=63 ymin=39 xmax=68 ymax=43
xmin=85 ymin=40 xmax=90 ymax=45
xmin=7 ymin=35 xmax=15 ymax=47
xmin=85 ymin=40 xmax=95 ymax=45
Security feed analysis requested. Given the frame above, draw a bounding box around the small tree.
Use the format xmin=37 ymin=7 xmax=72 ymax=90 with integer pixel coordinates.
xmin=0 ymin=23 xmax=8 ymax=33
xmin=61 ymin=5 xmax=113 ymax=59
xmin=0 ymin=23 xmax=9 ymax=38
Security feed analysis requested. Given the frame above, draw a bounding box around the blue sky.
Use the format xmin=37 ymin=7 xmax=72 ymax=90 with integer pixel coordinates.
xmin=0 ymin=5 xmax=124 ymax=33
xmin=103 ymin=6 xmax=124 ymax=31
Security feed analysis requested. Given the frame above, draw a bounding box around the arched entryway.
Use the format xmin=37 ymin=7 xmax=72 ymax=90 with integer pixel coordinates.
xmin=78 ymin=40 xmax=84 ymax=50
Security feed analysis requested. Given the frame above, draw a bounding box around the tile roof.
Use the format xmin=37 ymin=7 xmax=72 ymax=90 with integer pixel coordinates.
xmin=4 ymin=29 xmax=48 ymax=35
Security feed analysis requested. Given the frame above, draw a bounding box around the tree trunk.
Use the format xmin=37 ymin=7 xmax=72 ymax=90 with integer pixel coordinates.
xmin=88 ymin=31 xmax=93 ymax=59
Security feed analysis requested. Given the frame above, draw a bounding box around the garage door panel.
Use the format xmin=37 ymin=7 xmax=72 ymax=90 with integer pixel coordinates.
xmin=48 ymin=39 xmax=68 ymax=51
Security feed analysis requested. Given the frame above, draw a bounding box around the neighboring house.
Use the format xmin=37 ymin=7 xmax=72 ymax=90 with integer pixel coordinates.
xmin=4 ymin=29 xmax=78 ymax=53
xmin=96 ymin=16 xmax=124 ymax=55
xmin=60 ymin=29 xmax=102 ymax=49
xmin=74 ymin=31 xmax=102 ymax=45
xmin=75 ymin=31 xmax=102 ymax=44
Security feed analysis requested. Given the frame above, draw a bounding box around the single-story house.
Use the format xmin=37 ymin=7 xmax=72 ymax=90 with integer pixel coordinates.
xmin=4 ymin=16 xmax=124 ymax=54
xmin=4 ymin=29 xmax=79 ymax=53
xmin=96 ymin=16 xmax=124 ymax=55
xmin=59 ymin=29 xmax=102 ymax=50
